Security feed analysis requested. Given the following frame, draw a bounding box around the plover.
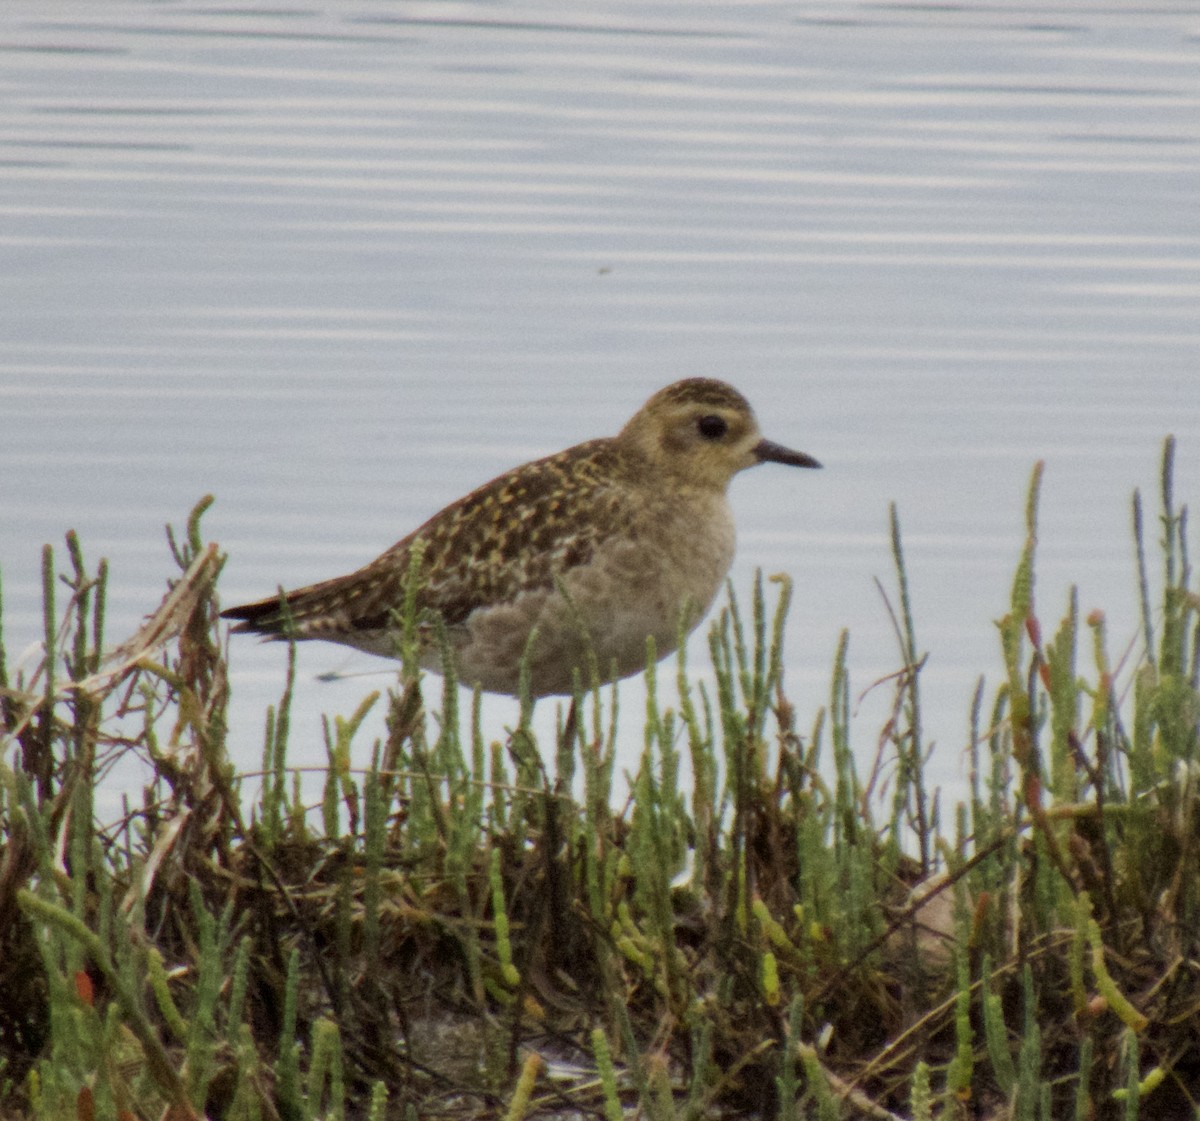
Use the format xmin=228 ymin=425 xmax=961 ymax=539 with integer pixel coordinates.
xmin=222 ymin=378 xmax=820 ymax=696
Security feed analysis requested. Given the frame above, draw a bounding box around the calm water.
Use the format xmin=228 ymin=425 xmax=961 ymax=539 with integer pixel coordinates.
xmin=3 ymin=1 xmax=1199 ymax=809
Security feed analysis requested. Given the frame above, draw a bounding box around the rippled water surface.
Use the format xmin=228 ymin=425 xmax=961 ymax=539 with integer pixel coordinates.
xmin=3 ymin=1 xmax=1199 ymax=806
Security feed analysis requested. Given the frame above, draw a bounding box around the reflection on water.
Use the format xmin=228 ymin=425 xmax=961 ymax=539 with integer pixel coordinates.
xmin=2 ymin=1 xmax=1199 ymax=807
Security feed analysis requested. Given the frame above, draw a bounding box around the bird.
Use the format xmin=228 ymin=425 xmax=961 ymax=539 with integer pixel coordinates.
xmin=221 ymin=378 xmax=820 ymax=698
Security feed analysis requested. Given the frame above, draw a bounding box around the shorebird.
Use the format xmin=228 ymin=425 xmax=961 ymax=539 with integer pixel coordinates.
xmin=221 ymin=378 xmax=820 ymax=697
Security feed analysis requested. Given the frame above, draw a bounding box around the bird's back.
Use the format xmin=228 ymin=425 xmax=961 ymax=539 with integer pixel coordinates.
xmin=222 ymin=437 xmax=635 ymax=656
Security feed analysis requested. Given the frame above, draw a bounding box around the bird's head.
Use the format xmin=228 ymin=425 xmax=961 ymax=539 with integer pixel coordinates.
xmin=618 ymin=377 xmax=821 ymax=490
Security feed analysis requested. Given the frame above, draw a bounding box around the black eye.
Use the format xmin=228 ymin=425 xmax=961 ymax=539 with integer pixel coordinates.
xmin=697 ymin=414 xmax=727 ymax=440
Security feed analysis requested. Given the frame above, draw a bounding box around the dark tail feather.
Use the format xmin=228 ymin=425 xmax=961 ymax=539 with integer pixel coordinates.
xmin=222 ymin=566 xmax=399 ymax=645
xmin=220 ymin=591 xmax=296 ymax=639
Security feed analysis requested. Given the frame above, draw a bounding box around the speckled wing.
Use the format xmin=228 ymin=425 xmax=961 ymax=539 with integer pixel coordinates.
xmin=220 ymin=439 xmax=633 ymax=648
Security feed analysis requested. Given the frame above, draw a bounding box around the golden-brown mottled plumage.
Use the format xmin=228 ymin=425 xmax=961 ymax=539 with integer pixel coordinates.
xmin=222 ymin=378 xmax=819 ymax=696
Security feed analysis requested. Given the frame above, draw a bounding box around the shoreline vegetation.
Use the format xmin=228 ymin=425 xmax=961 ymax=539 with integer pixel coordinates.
xmin=2 ymin=439 xmax=1198 ymax=1120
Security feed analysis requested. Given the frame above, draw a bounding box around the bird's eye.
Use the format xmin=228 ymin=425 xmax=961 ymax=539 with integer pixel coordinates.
xmin=697 ymin=414 xmax=727 ymax=440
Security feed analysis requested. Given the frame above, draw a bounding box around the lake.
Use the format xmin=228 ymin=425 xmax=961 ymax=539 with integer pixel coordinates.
xmin=3 ymin=1 xmax=1199 ymax=811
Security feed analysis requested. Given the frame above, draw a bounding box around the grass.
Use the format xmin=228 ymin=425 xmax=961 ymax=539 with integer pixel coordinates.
xmin=1 ymin=438 xmax=1198 ymax=1120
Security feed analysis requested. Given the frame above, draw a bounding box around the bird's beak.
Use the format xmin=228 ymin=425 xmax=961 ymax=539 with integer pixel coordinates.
xmin=753 ymin=438 xmax=821 ymax=469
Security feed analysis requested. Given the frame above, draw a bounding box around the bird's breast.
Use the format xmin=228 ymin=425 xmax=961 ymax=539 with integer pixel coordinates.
xmin=449 ymin=490 xmax=736 ymax=696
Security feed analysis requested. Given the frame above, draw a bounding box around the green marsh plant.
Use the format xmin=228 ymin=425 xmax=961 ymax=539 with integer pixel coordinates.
xmin=1 ymin=438 xmax=1199 ymax=1118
